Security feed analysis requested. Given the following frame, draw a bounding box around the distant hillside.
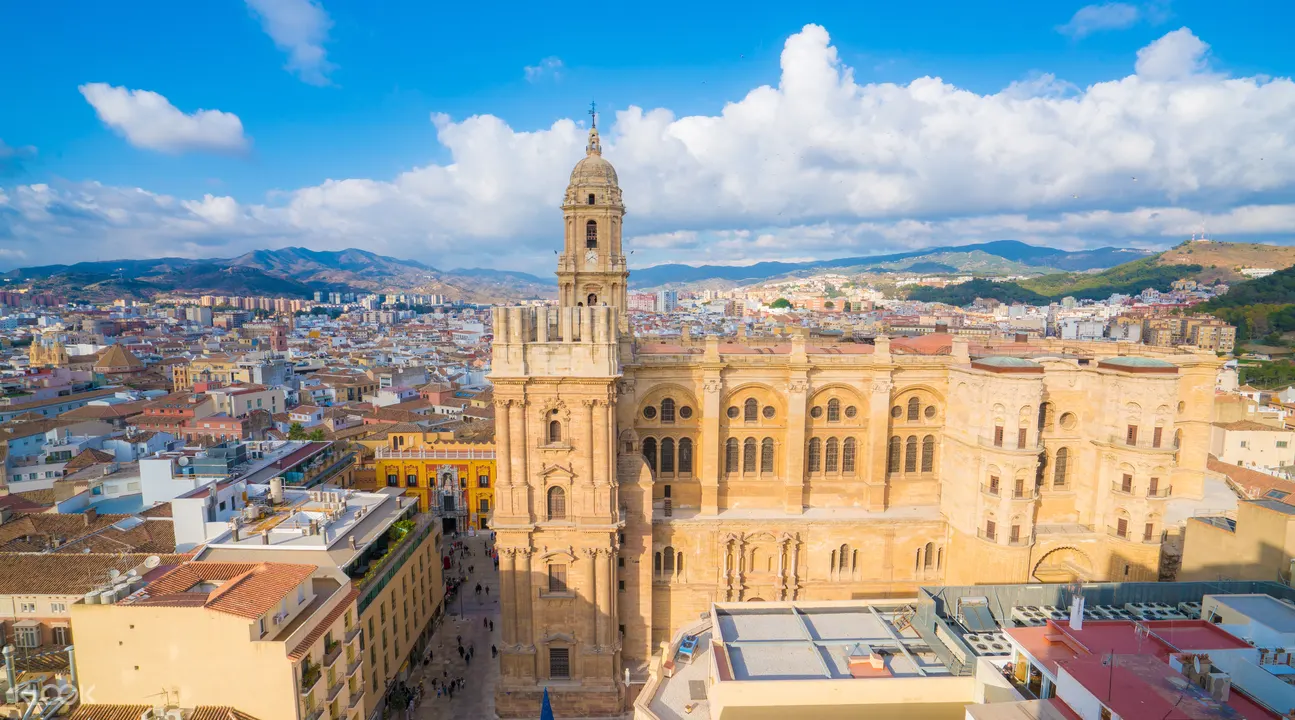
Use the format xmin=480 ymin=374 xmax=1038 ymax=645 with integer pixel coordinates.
xmin=4 ymin=247 xmax=555 ymax=303
xmin=1198 ymin=265 xmax=1295 ymax=345
xmin=911 ymin=257 xmax=1203 ymax=305
xmin=1157 ymin=241 xmax=1295 ymax=283
xmin=629 ymin=240 xmax=1151 ymax=288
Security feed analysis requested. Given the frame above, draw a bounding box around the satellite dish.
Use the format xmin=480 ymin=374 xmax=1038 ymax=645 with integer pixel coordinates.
xmin=1193 ymin=655 xmax=1202 ymax=674
xmin=178 ymin=456 xmax=190 ymax=466
xmin=108 ymin=569 xmax=121 ymax=580
xmin=144 ymin=555 xmax=162 ymax=569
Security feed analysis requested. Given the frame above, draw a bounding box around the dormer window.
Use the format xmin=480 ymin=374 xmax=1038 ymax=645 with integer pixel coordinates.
xmin=587 ymin=194 xmax=596 ymax=205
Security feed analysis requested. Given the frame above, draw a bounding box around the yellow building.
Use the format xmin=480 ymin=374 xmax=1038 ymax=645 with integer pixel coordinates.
xmin=370 ymin=432 xmax=496 ymax=531
xmin=484 ymin=121 xmax=1224 ymax=718
xmin=173 ymin=354 xmax=247 ymax=390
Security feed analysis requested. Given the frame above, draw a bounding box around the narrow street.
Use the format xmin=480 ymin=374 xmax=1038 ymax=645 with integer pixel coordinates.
xmin=407 ymin=532 xmax=502 ymax=719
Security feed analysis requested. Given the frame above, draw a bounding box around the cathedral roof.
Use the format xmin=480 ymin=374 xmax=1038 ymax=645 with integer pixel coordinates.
xmin=94 ymin=344 xmax=144 ymax=372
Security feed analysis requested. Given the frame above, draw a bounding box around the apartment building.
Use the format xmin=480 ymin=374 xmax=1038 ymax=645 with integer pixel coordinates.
xmin=72 ymin=560 xmax=363 ymax=720
xmin=189 ymin=482 xmax=443 ymax=719
xmin=1210 ymin=420 xmax=1295 ymax=470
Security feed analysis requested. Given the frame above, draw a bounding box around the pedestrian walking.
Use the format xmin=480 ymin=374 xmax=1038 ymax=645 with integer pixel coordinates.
xmin=492 ymin=644 xmax=498 ymax=658
xmin=489 ymin=620 xmax=494 ymax=632
xmin=475 ymin=582 xmax=482 ymax=595
xmin=485 ymin=585 xmax=490 ymax=596
xmin=458 ymin=646 xmax=465 ymax=659
xmin=465 ymin=653 xmax=471 ymax=666
xmin=484 ymin=617 xmax=489 ymax=629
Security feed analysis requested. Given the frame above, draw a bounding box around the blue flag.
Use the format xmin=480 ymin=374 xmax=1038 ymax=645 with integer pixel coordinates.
xmin=541 ymin=686 xmax=555 ymax=720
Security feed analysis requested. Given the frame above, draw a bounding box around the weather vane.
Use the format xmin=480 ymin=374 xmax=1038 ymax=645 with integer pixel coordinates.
xmin=589 ymin=100 xmax=597 ymax=129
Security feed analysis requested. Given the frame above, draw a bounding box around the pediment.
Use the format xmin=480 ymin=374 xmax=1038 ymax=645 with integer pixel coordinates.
xmin=538 ymin=463 xmax=576 ymax=479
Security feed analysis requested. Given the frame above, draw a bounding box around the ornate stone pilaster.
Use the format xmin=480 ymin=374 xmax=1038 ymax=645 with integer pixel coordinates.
xmin=784 ymin=376 xmax=809 ymax=513
xmin=516 ymin=549 xmax=535 ymax=650
xmin=496 ymin=400 xmax=513 ymax=490
xmin=582 ymin=547 xmax=599 ymax=649
xmin=501 ymin=549 xmax=518 ymax=645
xmin=867 ymin=377 xmax=894 ymax=510
xmin=700 ymin=375 xmax=723 ymax=515
xmin=593 ymin=399 xmax=608 ymax=487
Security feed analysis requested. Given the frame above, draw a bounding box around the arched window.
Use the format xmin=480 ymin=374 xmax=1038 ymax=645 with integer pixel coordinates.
xmin=725 ymin=438 xmax=739 ymax=474
xmin=548 ymin=419 xmax=562 ymax=444
xmin=825 ymin=438 xmax=839 ymax=472
xmin=547 ymin=487 xmax=566 ymax=520
xmin=827 ymin=399 xmax=841 ymax=422
xmin=907 ymin=397 xmax=920 ymax=422
xmin=887 ymin=436 xmax=900 ymax=474
xmin=744 ymin=398 xmax=758 ymax=422
xmin=678 ymin=438 xmax=693 ymax=474
xmin=661 ymin=398 xmax=675 ymax=424
xmin=830 ymin=549 xmax=837 ymax=574
xmin=904 ymin=436 xmax=918 ymax=473
xmin=642 ymin=437 xmax=656 ymax=471
xmin=742 ymin=438 xmax=757 ymax=473
xmin=760 ymin=438 xmax=774 ymax=473
xmin=1053 ymin=447 xmax=1069 ymax=487
xmin=921 ymin=435 xmax=935 ymax=473
xmin=923 ymin=541 xmax=935 ymax=570
xmin=662 ymin=546 xmax=675 ymax=575
xmin=808 ymin=437 xmax=822 ymax=472
xmin=585 ymin=220 xmax=598 ymax=248
xmin=587 ymin=193 xmax=596 ymax=205
xmin=842 ymin=438 xmax=856 ymax=473
xmin=838 ymin=544 xmax=849 ymax=572
xmin=660 ymin=438 xmax=675 ymax=474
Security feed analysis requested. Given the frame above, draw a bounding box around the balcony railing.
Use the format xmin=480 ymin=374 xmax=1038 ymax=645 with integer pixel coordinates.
xmin=303 ymin=707 xmax=322 ymax=720
xmin=344 ymin=624 xmax=361 ymax=643
xmin=1105 ymin=435 xmax=1176 ymax=453
xmin=347 ymin=657 xmax=362 ymax=677
xmin=1147 ymin=485 xmax=1173 ymax=498
xmin=300 ymin=664 xmax=321 ymax=696
xmin=323 ymin=640 xmax=342 ymax=667
xmin=376 ymin=447 xmax=496 ymax=460
xmin=982 ymin=484 xmax=1037 ymax=499
xmin=1111 ymin=482 xmax=1135 ymax=496
xmin=978 ymin=529 xmax=998 ymax=542
xmin=357 ymin=512 xmax=436 ymax=613
xmin=1006 ymin=534 xmax=1033 ymax=547
xmin=979 ymin=436 xmax=1043 ymax=452
xmin=327 ymin=681 xmax=344 ymax=702
xmin=981 ymin=483 xmax=1001 ymax=498
xmin=348 ymin=687 xmax=364 ymax=709
xmin=1106 ymin=526 xmax=1161 ymax=544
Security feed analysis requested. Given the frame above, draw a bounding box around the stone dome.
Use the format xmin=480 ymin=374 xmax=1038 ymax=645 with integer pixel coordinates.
xmin=569 ymin=127 xmax=619 ymax=187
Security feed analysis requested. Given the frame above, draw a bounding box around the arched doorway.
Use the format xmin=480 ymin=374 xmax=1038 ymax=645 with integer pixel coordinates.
xmin=1032 ymin=547 xmax=1094 ymax=583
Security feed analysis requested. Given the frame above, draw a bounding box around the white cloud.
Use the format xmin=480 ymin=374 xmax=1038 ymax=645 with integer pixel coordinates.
xmin=524 ymin=57 xmax=564 ymax=83
xmin=6 ymin=25 xmax=1295 ymax=271
xmin=79 ymin=84 xmax=249 ymax=155
xmin=1135 ymin=27 xmax=1212 ymax=80
xmin=245 ymin=0 xmax=334 ymax=85
xmin=1058 ymin=3 xmax=1141 ymax=38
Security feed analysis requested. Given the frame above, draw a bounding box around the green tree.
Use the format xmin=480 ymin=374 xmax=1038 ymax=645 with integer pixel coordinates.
xmin=770 ymin=298 xmax=793 ymax=309
xmin=287 ymin=422 xmax=306 ymax=440
xmin=308 ymin=428 xmax=326 ymax=441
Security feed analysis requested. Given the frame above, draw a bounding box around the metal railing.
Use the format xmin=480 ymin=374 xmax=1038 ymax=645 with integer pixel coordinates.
xmin=978 ymin=529 xmax=998 ymax=542
xmin=1147 ymin=484 xmax=1173 ymax=498
xmin=978 ymin=435 xmax=1042 ymax=451
xmin=1111 ymin=482 xmax=1135 ymax=496
xmin=357 ymin=512 xmax=436 ymax=613
xmin=1106 ymin=435 xmax=1175 ymax=452
xmin=981 ymin=484 xmax=1037 ymax=499
xmin=375 ymin=447 xmax=496 ymax=460
xmin=1106 ymin=526 xmax=1160 ymax=543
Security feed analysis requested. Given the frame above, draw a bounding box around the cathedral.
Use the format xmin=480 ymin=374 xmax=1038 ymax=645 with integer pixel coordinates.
xmin=487 ymin=120 xmax=1221 ymax=717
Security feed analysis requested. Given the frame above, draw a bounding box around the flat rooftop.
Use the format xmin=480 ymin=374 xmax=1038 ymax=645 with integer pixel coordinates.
xmin=1209 ymin=594 xmax=1295 ymax=634
xmin=713 ymin=602 xmax=952 ymax=681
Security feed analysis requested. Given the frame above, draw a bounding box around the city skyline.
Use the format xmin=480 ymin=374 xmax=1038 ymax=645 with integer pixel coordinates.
xmin=2 ymin=1 xmax=1294 ymax=272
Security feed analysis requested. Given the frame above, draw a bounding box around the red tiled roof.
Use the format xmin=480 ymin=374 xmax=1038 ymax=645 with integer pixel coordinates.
xmin=289 ymin=587 xmax=358 ymax=660
xmin=135 ymin=561 xmax=317 ymax=619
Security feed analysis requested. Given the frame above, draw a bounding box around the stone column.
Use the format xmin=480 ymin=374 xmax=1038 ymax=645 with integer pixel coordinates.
xmin=720 ymin=537 xmax=731 ymax=601
xmin=700 ymin=376 xmax=722 ymax=515
xmin=593 ymin=400 xmax=608 ymax=487
xmin=598 ymin=549 xmax=613 ymax=650
xmin=517 ymin=550 xmax=534 ymax=649
xmin=501 ymin=549 xmax=518 ymax=645
xmin=789 ymin=536 xmax=800 ymax=600
xmin=867 ymin=378 xmax=893 ymax=511
xmin=784 ymin=377 xmax=809 ymax=513
xmin=509 ymin=400 xmax=530 ymax=521
xmin=606 ymin=400 xmax=617 ymax=485
xmin=776 ymin=538 xmax=787 ymax=600
xmin=584 ymin=548 xmax=599 ymax=648
xmin=584 ymin=399 xmax=596 ymax=487
xmin=496 ymin=402 xmax=512 ymax=519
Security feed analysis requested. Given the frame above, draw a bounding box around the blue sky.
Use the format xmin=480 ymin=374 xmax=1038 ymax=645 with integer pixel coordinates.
xmin=1 ymin=0 xmax=1293 ymax=271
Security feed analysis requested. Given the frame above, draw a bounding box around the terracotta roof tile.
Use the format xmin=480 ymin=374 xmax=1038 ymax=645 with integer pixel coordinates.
xmin=134 ymin=561 xmax=317 ymax=619
xmin=289 ymin=587 xmax=358 ymax=660
xmin=0 ymin=553 xmax=190 ymax=594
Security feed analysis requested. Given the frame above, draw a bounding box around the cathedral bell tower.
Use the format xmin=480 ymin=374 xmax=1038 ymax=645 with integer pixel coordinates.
xmin=557 ymin=106 xmax=628 ymax=315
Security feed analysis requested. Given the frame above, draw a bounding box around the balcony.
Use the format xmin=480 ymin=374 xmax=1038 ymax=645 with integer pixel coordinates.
xmin=981 ymin=483 xmax=1037 ymax=500
xmin=978 ymin=529 xmax=998 ymax=543
xmin=978 ymin=435 xmax=1042 ymax=453
xmin=303 ymin=708 xmax=323 ymax=720
xmin=348 ymin=688 xmax=364 ymax=709
xmin=344 ymin=624 xmax=361 ymax=643
xmin=1107 ymin=526 xmax=1161 ymax=544
xmin=1102 ymin=435 xmax=1176 ymax=455
xmin=1006 ymin=534 xmax=1033 ymax=547
xmin=980 ymin=483 xmax=1001 ymax=498
xmin=300 ymin=663 xmax=321 ymax=697
xmin=347 ymin=656 xmax=362 ymax=677
xmin=323 ymin=639 xmax=342 ymax=668
xmin=1111 ymin=482 xmax=1135 ymax=496
xmin=356 ymin=512 xmax=436 ymax=613
xmin=327 ymin=681 xmax=344 ymax=702
xmin=1147 ymin=484 xmax=1173 ymax=498
xmin=376 ymin=447 xmax=496 ymax=460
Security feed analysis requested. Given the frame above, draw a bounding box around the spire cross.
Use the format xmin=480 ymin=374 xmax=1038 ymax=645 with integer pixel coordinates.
xmin=589 ymin=100 xmax=597 ymax=129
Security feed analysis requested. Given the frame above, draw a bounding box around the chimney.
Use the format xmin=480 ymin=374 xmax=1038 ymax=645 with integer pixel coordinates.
xmin=83 ymin=507 xmax=98 ymax=525
xmin=348 ymin=535 xmax=357 ymax=550
xmin=260 ymin=530 xmax=269 ymax=545
xmin=1070 ymin=594 xmax=1085 ymax=631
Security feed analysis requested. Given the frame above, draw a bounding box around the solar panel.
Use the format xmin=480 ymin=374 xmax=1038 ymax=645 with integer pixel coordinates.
xmin=962 ymin=604 xmax=997 ymax=632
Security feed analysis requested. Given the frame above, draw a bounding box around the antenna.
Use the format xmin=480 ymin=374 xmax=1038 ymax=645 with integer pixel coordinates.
xmin=589 ymin=100 xmax=597 ymax=129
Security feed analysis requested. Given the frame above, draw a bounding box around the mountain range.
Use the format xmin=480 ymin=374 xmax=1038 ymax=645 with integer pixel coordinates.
xmin=627 ymin=240 xmax=1154 ymax=288
xmin=4 ymin=248 xmax=554 ymax=303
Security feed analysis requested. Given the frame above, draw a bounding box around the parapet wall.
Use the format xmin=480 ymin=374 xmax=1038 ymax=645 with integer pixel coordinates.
xmin=490 ymin=305 xmax=622 ymax=379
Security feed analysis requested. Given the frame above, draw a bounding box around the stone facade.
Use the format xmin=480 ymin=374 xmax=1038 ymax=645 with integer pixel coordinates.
xmin=488 ymin=125 xmax=1221 ymax=717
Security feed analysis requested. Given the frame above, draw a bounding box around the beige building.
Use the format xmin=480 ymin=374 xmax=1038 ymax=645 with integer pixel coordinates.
xmin=73 ymin=560 xmax=362 ymax=720
xmin=1210 ymin=420 xmax=1295 ymax=470
xmin=1180 ymin=498 xmax=1295 ymax=583
xmin=486 ymin=125 xmax=1223 ymax=717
